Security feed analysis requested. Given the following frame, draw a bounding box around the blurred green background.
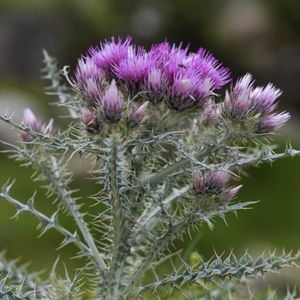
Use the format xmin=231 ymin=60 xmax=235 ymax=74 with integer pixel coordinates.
xmin=0 ymin=0 xmax=300 ymax=290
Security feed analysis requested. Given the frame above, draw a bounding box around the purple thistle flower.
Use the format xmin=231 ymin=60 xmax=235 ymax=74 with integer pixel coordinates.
xmin=232 ymin=73 xmax=253 ymax=101
xmin=128 ymin=101 xmax=149 ymax=126
xmin=115 ymin=47 xmax=155 ymax=91
xmin=75 ymin=57 xmax=102 ymax=85
xmin=143 ymin=68 xmax=166 ymax=104
xmin=163 ymin=45 xmax=189 ymax=83
xmin=258 ymin=112 xmax=290 ymax=133
xmin=186 ymin=48 xmax=231 ymax=88
xmin=207 ymin=169 xmax=231 ymax=192
xmin=101 ymin=80 xmax=123 ymax=122
xmin=91 ymin=36 xmax=131 ymax=71
xmin=81 ymin=107 xmax=101 ymax=134
xmin=149 ymin=42 xmax=172 ymax=66
xmin=167 ymin=69 xmax=213 ymax=110
xmin=250 ymin=83 xmax=282 ymax=113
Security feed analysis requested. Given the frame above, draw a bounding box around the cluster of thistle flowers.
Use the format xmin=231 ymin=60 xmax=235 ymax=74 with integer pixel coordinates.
xmin=192 ymin=168 xmax=242 ymax=203
xmin=221 ymin=74 xmax=290 ymax=133
xmin=72 ymin=36 xmax=290 ymax=134
xmin=74 ymin=36 xmax=233 ymax=133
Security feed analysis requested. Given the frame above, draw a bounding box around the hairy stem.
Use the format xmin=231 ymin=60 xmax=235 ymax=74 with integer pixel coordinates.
xmin=103 ymin=134 xmax=132 ymax=299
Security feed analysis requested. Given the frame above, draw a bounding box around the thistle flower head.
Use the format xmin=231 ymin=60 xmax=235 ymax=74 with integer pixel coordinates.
xmin=75 ymin=56 xmax=104 ymax=105
xmin=167 ymin=69 xmax=213 ymax=110
xmin=143 ymin=68 xmax=167 ymax=104
xmin=115 ymin=47 xmax=156 ymax=90
xmin=250 ymin=83 xmax=282 ymax=113
xmin=232 ymin=73 xmax=253 ymax=101
xmin=101 ymin=80 xmax=123 ymax=122
xmin=146 ymin=69 xmax=164 ymax=91
xmin=91 ymin=36 xmax=132 ymax=71
xmin=186 ymin=48 xmax=231 ymax=88
xmin=75 ymin=57 xmax=102 ymax=85
xmin=258 ymin=112 xmax=290 ymax=133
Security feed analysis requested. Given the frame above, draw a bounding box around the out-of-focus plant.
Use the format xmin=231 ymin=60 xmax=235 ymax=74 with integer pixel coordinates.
xmin=0 ymin=37 xmax=299 ymax=299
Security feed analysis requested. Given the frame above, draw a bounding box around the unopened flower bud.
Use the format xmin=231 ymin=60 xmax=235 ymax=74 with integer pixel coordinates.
xmin=208 ymin=170 xmax=230 ymax=192
xmin=85 ymin=78 xmax=101 ymax=102
xmin=20 ymin=108 xmax=41 ymax=142
xmin=101 ymin=80 xmax=123 ymax=123
xmin=22 ymin=108 xmax=41 ymax=131
xmin=222 ymin=185 xmax=242 ymax=201
xmin=128 ymin=101 xmax=149 ymax=126
xmin=192 ymin=170 xmax=205 ymax=195
xmin=81 ymin=108 xmax=101 ymax=134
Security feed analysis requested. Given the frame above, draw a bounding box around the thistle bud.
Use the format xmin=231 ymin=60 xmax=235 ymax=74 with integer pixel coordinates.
xmin=207 ymin=170 xmax=230 ymax=193
xmin=20 ymin=108 xmax=41 ymax=142
xmin=85 ymin=78 xmax=101 ymax=102
xmin=128 ymin=101 xmax=149 ymax=126
xmin=101 ymin=80 xmax=123 ymax=123
xmin=81 ymin=108 xmax=101 ymax=134
xmin=22 ymin=108 xmax=41 ymax=131
xmin=222 ymin=185 xmax=242 ymax=202
xmin=192 ymin=170 xmax=205 ymax=195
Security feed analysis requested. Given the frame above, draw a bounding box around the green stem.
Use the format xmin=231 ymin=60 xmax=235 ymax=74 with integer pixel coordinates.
xmin=106 ymin=134 xmax=130 ymax=299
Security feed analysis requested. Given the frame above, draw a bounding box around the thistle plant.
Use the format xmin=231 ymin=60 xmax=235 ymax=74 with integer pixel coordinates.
xmin=0 ymin=36 xmax=300 ymax=300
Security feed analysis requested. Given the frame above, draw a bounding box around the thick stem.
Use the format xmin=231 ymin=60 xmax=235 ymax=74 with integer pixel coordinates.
xmin=105 ymin=134 xmax=131 ymax=299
